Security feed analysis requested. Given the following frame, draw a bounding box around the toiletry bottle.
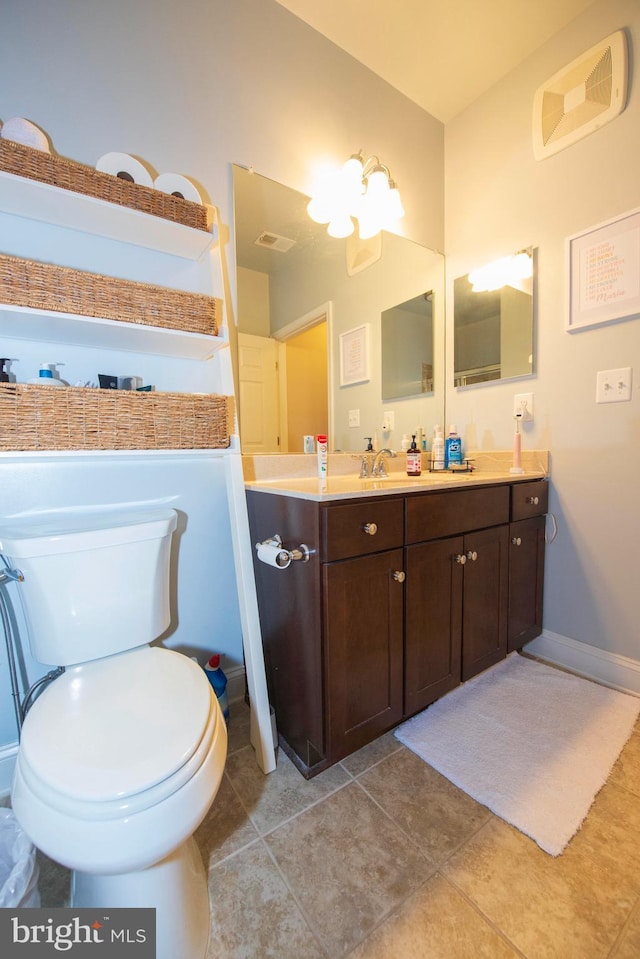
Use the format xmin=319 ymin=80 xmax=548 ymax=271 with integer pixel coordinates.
xmin=28 ymin=363 xmax=65 ymax=387
xmin=364 ymin=437 xmax=373 ymax=452
xmin=406 ymin=435 xmax=422 ymax=476
xmin=444 ymin=424 xmax=463 ymax=468
xmin=400 ymin=433 xmax=411 ymax=452
xmin=432 ymin=427 xmax=445 ymax=470
xmin=204 ymin=654 xmax=230 ymax=725
xmin=317 ymin=434 xmax=328 ymax=489
xmin=415 ymin=426 xmax=424 ymax=452
xmin=0 ymin=359 xmax=9 ymax=383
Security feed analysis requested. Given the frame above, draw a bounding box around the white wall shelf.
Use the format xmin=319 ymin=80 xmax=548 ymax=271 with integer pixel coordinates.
xmin=0 ymin=303 xmax=227 ymax=359
xmin=0 ymin=171 xmax=216 ymax=260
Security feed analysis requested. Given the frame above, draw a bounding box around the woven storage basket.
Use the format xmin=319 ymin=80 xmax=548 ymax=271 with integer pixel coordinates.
xmin=0 ymin=383 xmax=231 ymax=451
xmin=0 ymin=139 xmax=210 ymax=232
xmin=0 ymin=253 xmax=218 ymax=336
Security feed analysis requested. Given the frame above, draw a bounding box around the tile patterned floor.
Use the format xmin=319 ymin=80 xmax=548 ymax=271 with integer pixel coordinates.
xmin=28 ymin=701 xmax=640 ymax=958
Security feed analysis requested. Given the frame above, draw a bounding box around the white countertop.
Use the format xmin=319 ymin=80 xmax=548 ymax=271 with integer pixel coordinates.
xmin=243 ymin=451 xmax=549 ymax=502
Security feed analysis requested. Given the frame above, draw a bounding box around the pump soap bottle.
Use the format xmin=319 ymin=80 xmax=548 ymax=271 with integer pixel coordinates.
xmin=0 ymin=359 xmax=9 ymax=383
xmin=28 ymin=363 xmax=65 ymax=387
xmin=406 ymin=435 xmax=422 ymax=476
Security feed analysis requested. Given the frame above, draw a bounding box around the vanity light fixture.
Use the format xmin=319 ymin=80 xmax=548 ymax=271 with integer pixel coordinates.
xmin=307 ymin=151 xmax=405 ymax=240
xmin=469 ymin=250 xmax=533 ymax=292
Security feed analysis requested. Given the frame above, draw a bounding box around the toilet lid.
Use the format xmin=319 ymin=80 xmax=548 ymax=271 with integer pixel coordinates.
xmin=19 ymin=647 xmax=214 ymax=803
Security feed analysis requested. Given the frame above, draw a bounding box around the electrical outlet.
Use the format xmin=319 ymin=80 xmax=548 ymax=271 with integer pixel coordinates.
xmin=513 ymin=393 xmax=534 ymax=421
xmin=382 ymin=410 xmax=394 ymax=432
xmin=596 ymin=367 xmax=632 ymax=404
xmin=348 ymin=409 xmax=360 ymax=428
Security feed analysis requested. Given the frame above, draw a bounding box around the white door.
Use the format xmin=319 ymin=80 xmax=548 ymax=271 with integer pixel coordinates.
xmin=237 ymin=332 xmax=280 ymax=453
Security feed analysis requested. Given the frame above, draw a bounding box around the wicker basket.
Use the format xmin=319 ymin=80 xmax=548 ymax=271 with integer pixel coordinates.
xmin=0 ymin=383 xmax=231 ymax=451
xmin=0 ymin=253 xmax=219 ymax=337
xmin=0 ymin=139 xmax=210 ymax=232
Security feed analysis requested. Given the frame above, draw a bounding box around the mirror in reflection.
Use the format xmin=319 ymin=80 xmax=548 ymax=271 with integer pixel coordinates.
xmin=453 ymin=248 xmax=534 ymax=387
xmin=233 ymin=164 xmax=445 ymax=453
xmin=382 ymin=291 xmax=434 ymax=400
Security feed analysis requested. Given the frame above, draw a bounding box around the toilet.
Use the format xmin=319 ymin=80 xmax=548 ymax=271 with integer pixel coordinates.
xmin=0 ymin=507 xmax=227 ymax=959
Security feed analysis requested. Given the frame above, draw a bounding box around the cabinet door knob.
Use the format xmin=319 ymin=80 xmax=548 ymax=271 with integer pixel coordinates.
xmin=512 ymin=536 xmax=522 ymax=546
xmin=455 ymin=553 xmax=467 ymax=565
xmin=527 ymin=496 xmax=539 ymax=505
xmin=362 ymin=522 xmax=378 ymax=535
xmin=466 ymin=550 xmax=478 ymax=562
xmin=393 ymin=570 xmax=406 ymax=583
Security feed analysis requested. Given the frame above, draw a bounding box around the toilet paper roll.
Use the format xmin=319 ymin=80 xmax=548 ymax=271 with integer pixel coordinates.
xmin=1 ymin=117 xmax=50 ymax=153
xmin=96 ymin=152 xmax=154 ymax=187
xmin=256 ymin=542 xmax=291 ymax=569
xmin=153 ymin=172 xmax=203 ymax=204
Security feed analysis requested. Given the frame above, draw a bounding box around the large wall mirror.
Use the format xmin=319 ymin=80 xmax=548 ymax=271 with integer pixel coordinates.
xmin=453 ymin=249 xmax=534 ymax=387
xmin=233 ymin=165 xmax=445 ymax=453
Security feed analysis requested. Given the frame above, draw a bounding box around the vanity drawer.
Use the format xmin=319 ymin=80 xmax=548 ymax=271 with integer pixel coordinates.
xmin=511 ymin=480 xmax=548 ymax=520
xmin=406 ymin=486 xmax=510 ymax=544
xmin=322 ymin=498 xmax=404 ymax=561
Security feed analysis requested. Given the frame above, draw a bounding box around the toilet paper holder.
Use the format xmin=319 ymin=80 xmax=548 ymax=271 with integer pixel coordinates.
xmin=255 ymin=534 xmax=312 ymax=569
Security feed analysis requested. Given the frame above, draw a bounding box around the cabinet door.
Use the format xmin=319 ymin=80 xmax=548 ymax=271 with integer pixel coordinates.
xmin=461 ymin=525 xmax=509 ymax=680
xmin=508 ymin=516 xmax=545 ymax=651
xmin=405 ymin=536 xmax=463 ymax=715
xmin=324 ymin=549 xmax=404 ymax=762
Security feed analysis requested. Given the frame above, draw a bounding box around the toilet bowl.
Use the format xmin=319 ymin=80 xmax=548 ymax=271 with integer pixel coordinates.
xmin=0 ymin=507 xmax=227 ymax=959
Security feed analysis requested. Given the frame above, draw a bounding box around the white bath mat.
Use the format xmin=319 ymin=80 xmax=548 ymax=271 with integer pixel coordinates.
xmin=394 ymin=653 xmax=640 ymax=856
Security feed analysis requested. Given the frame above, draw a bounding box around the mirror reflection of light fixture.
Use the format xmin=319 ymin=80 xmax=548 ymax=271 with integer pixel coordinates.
xmin=468 ymin=250 xmax=533 ymax=293
xmin=307 ymin=151 xmax=405 ymax=239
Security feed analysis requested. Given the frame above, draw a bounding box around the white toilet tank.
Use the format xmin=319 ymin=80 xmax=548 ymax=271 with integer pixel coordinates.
xmin=0 ymin=507 xmax=178 ymax=666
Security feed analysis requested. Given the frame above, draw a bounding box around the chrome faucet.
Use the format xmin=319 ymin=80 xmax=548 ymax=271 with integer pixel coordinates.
xmin=371 ymin=448 xmax=396 ymax=477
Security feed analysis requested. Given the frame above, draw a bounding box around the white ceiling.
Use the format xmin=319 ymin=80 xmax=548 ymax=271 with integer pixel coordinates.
xmin=275 ymin=0 xmax=598 ymax=122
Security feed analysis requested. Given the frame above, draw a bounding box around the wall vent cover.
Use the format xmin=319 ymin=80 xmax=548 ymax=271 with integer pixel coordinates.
xmin=254 ymin=231 xmax=296 ymax=253
xmin=532 ymin=30 xmax=627 ymax=160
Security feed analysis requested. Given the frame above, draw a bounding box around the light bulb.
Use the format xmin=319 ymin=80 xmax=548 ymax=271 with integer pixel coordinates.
xmin=307 ymin=195 xmax=333 ymax=224
xmin=327 ymin=214 xmax=354 ymax=238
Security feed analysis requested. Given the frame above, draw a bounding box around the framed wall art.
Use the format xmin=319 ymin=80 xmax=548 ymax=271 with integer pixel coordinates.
xmin=566 ymin=206 xmax=640 ymax=332
xmin=339 ymin=323 xmax=370 ymax=386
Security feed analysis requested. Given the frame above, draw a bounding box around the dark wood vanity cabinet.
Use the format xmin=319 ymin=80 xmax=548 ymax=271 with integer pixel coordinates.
xmin=247 ymin=477 xmax=548 ymax=778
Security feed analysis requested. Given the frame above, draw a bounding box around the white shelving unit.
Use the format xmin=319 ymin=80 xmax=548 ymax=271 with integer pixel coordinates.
xmin=0 ymin=165 xmax=276 ymax=775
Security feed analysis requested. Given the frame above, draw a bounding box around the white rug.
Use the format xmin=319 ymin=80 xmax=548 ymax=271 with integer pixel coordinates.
xmin=394 ymin=653 xmax=640 ymax=856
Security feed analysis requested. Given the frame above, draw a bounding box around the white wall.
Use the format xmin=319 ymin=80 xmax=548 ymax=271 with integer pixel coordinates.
xmin=445 ymin=0 xmax=640 ymax=674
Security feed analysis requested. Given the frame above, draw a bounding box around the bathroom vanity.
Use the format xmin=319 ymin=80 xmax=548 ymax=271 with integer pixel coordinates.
xmin=245 ymin=463 xmax=548 ymax=778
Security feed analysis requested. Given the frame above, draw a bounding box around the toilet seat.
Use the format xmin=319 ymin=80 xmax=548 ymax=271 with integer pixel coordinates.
xmin=18 ymin=646 xmax=218 ymax=818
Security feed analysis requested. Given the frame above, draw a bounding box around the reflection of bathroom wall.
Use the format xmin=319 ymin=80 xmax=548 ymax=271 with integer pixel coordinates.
xmin=500 ymin=286 xmax=533 ymax=380
xmin=237 ymin=266 xmax=270 ymax=337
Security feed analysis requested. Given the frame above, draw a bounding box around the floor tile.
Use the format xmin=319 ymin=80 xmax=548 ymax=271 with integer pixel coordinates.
xmin=347 ymin=873 xmax=521 ymax=959
xmin=608 ymin=720 xmax=640 ymax=798
xmin=357 ymin=747 xmax=491 ymax=865
xmin=36 ymin=851 xmax=71 ymax=908
xmin=443 ymin=814 xmax=635 ymax=959
xmin=226 ymin=699 xmax=252 ymax=757
xmin=339 ymin=731 xmax=403 ymax=778
xmin=207 ymin=840 xmax=325 ymax=959
xmin=265 ymin=781 xmax=434 ymax=958
xmin=195 ymin=773 xmax=260 ymax=868
xmin=225 ymin=744 xmax=350 ymax=835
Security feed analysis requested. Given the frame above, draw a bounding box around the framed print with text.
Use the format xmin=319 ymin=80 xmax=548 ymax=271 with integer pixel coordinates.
xmin=339 ymin=323 xmax=370 ymax=386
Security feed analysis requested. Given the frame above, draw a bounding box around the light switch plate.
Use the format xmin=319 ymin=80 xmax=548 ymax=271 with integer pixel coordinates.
xmin=348 ymin=409 xmax=360 ymax=428
xmin=382 ymin=410 xmax=394 ymax=432
xmin=596 ymin=367 xmax=632 ymax=403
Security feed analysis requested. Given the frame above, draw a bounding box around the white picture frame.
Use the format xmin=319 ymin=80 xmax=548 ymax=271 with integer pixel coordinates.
xmin=566 ymin=206 xmax=640 ymax=332
xmin=339 ymin=323 xmax=370 ymax=386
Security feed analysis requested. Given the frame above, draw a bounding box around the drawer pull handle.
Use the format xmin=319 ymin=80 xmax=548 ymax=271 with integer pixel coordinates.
xmin=512 ymin=536 xmax=522 ymax=547
xmin=527 ymin=496 xmax=540 ymax=506
xmin=363 ymin=522 xmax=378 ymax=536
xmin=393 ymin=570 xmax=405 ymax=583
xmin=466 ymin=550 xmax=478 ymax=562
xmin=455 ymin=553 xmax=467 ymax=565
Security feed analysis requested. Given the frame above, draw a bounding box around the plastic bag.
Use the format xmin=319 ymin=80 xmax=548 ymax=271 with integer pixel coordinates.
xmin=0 ymin=808 xmax=40 ymax=908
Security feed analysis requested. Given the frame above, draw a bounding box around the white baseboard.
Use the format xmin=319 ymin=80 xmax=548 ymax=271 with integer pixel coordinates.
xmin=525 ymin=630 xmax=640 ymax=698
xmin=0 ymin=743 xmax=17 ymax=800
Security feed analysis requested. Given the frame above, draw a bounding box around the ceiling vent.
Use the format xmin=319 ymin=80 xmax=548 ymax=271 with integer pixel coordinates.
xmin=532 ymin=30 xmax=628 ymax=160
xmin=253 ymin=231 xmax=296 ymax=253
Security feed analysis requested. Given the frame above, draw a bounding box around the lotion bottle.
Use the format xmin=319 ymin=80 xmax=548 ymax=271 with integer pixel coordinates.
xmin=406 ymin=435 xmax=422 ymax=476
xmin=432 ymin=427 xmax=445 ymax=470
xmin=28 ymin=363 xmax=65 ymax=387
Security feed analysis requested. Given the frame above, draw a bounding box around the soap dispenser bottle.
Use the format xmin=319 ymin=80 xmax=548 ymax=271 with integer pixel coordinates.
xmin=406 ymin=435 xmax=422 ymax=476
xmin=0 ymin=359 xmax=9 ymax=383
xmin=28 ymin=363 xmax=65 ymax=387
